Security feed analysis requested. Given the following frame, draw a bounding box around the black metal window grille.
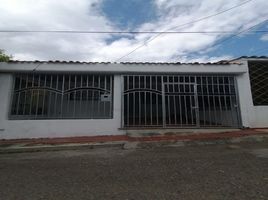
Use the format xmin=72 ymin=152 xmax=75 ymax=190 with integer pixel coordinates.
xmin=248 ymin=61 xmax=268 ymax=105
xmin=10 ymin=74 xmax=113 ymax=119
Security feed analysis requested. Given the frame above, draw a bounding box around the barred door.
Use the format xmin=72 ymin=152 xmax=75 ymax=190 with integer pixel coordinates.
xmin=123 ymin=75 xmax=241 ymax=128
xmin=164 ymin=83 xmax=199 ymax=127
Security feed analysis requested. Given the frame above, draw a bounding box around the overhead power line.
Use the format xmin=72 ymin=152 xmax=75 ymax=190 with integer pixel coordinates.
xmin=114 ymin=0 xmax=254 ymax=62
xmin=210 ymin=19 xmax=268 ymax=49
xmin=0 ymin=30 xmax=267 ymax=34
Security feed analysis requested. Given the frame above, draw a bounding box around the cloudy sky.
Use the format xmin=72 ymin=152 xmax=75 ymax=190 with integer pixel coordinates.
xmin=0 ymin=0 xmax=268 ymax=62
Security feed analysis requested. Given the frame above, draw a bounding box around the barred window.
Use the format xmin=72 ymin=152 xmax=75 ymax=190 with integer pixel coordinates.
xmin=248 ymin=61 xmax=268 ymax=105
xmin=10 ymin=74 xmax=113 ymax=119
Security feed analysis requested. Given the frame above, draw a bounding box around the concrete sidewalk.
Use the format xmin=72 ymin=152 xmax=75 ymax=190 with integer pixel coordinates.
xmin=0 ymin=129 xmax=268 ymax=153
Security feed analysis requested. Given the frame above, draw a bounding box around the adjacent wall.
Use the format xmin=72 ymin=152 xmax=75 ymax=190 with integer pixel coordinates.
xmin=0 ymin=74 xmax=124 ymax=139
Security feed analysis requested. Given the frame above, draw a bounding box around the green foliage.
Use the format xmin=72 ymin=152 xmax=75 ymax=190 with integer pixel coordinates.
xmin=0 ymin=49 xmax=12 ymax=62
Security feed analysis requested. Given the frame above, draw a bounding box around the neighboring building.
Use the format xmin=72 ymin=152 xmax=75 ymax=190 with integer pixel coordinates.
xmin=0 ymin=56 xmax=267 ymax=139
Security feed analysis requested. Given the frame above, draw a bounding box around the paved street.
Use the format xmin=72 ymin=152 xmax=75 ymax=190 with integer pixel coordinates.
xmin=0 ymin=141 xmax=268 ymax=200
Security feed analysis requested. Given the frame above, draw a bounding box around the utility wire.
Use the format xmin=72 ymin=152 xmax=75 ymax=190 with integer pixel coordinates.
xmin=0 ymin=30 xmax=267 ymax=34
xmin=209 ymin=19 xmax=268 ymax=49
xmin=114 ymin=0 xmax=254 ymax=62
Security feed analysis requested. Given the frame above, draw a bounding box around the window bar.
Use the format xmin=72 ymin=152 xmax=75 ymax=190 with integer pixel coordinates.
xmin=222 ymin=77 xmax=228 ymax=126
xmin=16 ymin=76 xmax=22 ymax=115
xmin=217 ymin=76 xmax=223 ymax=126
xmin=97 ymin=76 xmax=101 ymax=118
xmin=228 ymin=77 xmax=235 ymax=126
xmin=178 ymin=91 xmax=182 ymax=127
xmin=211 ymin=77 xmax=218 ymax=126
xmin=86 ymin=75 xmax=89 ymax=116
xmin=91 ymin=75 xmax=95 ymax=119
xmin=73 ymin=75 xmax=77 ymax=117
xmin=79 ymin=75 xmax=83 ymax=117
xmin=47 ymin=75 xmax=53 ymax=117
xmin=60 ymin=75 xmax=65 ymax=117
xmin=139 ymin=76 xmax=141 ymax=126
xmin=29 ymin=74 xmax=34 ymax=115
xmin=206 ymin=76 xmax=212 ymax=126
xmin=34 ymin=75 xmax=41 ymax=118
xmin=104 ymin=75 xmax=107 ymax=117
xmin=194 ymin=77 xmax=200 ymax=127
xmin=156 ymin=76 xmax=159 ymax=125
xmin=144 ymin=76 xmax=147 ymax=126
xmin=41 ymin=75 xmax=47 ymax=116
xmin=133 ymin=76 xmax=135 ymax=125
xmin=54 ymin=75 xmax=59 ymax=117
xmin=150 ymin=76 xmax=153 ymax=125
xmin=109 ymin=76 xmax=113 ymax=118
xmin=161 ymin=76 xmax=166 ymax=128
xmin=200 ymin=76 xmax=206 ymax=126
xmin=167 ymin=78 xmax=171 ymax=125
xmin=183 ymin=77 xmax=188 ymax=125
xmin=22 ymin=74 xmax=28 ymax=115
xmin=67 ymin=75 xmax=71 ymax=116
xmin=189 ymin=86 xmax=194 ymax=125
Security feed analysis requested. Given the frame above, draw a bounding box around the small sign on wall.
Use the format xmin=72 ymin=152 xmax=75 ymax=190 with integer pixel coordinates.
xmin=101 ymin=94 xmax=111 ymax=102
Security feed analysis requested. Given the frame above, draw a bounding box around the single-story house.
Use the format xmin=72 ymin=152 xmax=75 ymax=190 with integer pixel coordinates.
xmin=0 ymin=56 xmax=267 ymax=139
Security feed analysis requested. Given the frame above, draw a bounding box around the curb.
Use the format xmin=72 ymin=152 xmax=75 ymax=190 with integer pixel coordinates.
xmin=1 ymin=134 xmax=267 ymax=154
xmin=0 ymin=142 xmax=124 ymax=154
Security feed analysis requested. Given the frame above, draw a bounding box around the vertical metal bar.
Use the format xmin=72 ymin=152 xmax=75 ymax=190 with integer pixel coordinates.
xmin=200 ymin=76 xmax=206 ymax=126
xmin=144 ymin=76 xmax=147 ymax=126
xmin=150 ymin=76 xmax=153 ymax=125
xmin=167 ymin=78 xmax=171 ymax=125
xmin=222 ymin=76 xmax=228 ymax=126
xmin=60 ymin=75 xmax=65 ymax=118
xmin=189 ymin=84 xmax=194 ymax=125
xmin=133 ymin=76 xmax=135 ymax=125
xmin=34 ymin=75 xmax=41 ymax=118
xmin=54 ymin=75 xmax=59 ymax=117
xmin=178 ymin=91 xmax=182 ymax=126
xmin=217 ymin=76 xmax=223 ymax=126
xmin=91 ymin=75 xmax=95 ymax=118
xmin=67 ymin=75 xmax=71 ymax=116
xmin=79 ymin=75 xmax=83 ymax=117
xmin=127 ymin=76 xmax=130 ymax=126
xmin=16 ymin=76 xmax=22 ymax=115
xmin=228 ymin=76 xmax=235 ymax=126
xmin=161 ymin=76 xmax=166 ymax=128
xmin=206 ymin=76 xmax=212 ymax=126
xmin=156 ymin=76 xmax=159 ymax=125
xmin=138 ymin=76 xmax=141 ymax=126
xmin=41 ymin=75 xmax=47 ymax=116
xmin=212 ymin=76 xmax=217 ymax=126
xmin=97 ymin=76 xmax=101 ymax=118
xmin=121 ymin=75 xmax=125 ymax=127
xmin=22 ymin=74 xmax=28 ymax=115
xmin=73 ymin=75 xmax=76 ymax=117
xmin=86 ymin=75 xmax=89 ymax=117
xmin=29 ymin=74 xmax=34 ymax=115
xmin=47 ymin=75 xmax=53 ymax=117
xmin=194 ymin=80 xmax=200 ymax=127
xmin=109 ymin=76 xmax=113 ymax=118
xmin=104 ymin=75 xmax=107 ymax=117
xmin=233 ymin=76 xmax=242 ymax=127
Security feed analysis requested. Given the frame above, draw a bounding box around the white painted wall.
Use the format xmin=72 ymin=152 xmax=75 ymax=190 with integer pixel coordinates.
xmin=0 ymin=61 xmax=267 ymax=139
xmin=253 ymin=106 xmax=268 ymax=128
xmin=0 ymin=74 xmax=125 ymax=139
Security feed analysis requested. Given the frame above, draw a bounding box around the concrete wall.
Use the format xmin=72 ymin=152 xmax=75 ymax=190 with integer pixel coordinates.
xmin=235 ymin=60 xmax=268 ymax=128
xmin=0 ymin=74 xmax=124 ymax=139
xmin=0 ymin=61 xmax=267 ymax=139
xmin=253 ymin=106 xmax=268 ymax=128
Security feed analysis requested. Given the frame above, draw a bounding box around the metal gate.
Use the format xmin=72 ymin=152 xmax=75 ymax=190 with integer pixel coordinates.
xmin=164 ymin=82 xmax=199 ymax=127
xmin=123 ymin=75 xmax=241 ymax=128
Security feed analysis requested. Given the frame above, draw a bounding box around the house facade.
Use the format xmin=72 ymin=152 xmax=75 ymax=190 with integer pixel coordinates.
xmin=0 ymin=57 xmax=267 ymax=139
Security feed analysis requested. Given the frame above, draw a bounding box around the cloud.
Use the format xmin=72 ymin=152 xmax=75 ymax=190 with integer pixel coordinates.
xmin=0 ymin=0 xmax=268 ymax=62
xmin=260 ymin=34 xmax=268 ymax=41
